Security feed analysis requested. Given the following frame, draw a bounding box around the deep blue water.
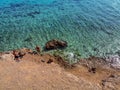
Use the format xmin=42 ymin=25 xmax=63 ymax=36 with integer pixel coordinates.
xmin=0 ymin=0 xmax=120 ymax=57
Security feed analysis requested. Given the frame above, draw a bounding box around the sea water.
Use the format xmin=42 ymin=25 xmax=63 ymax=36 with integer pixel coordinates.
xmin=0 ymin=0 xmax=120 ymax=58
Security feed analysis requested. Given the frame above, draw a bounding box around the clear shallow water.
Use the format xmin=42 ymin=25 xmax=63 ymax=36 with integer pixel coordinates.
xmin=0 ymin=0 xmax=120 ymax=58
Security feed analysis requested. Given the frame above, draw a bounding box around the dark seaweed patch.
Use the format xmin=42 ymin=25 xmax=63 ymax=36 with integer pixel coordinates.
xmin=27 ymin=11 xmax=41 ymax=18
xmin=10 ymin=3 xmax=25 ymax=8
xmin=13 ymin=14 xmax=26 ymax=18
xmin=24 ymin=37 xmax=32 ymax=42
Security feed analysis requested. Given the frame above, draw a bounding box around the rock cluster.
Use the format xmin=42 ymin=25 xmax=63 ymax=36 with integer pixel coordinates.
xmin=45 ymin=39 xmax=67 ymax=50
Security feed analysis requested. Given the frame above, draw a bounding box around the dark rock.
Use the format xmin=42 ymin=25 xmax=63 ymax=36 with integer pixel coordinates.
xmin=47 ymin=59 xmax=53 ymax=64
xmin=35 ymin=46 xmax=41 ymax=53
xmin=88 ymin=67 xmax=96 ymax=73
xmin=28 ymin=51 xmax=38 ymax=55
xmin=45 ymin=39 xmax=67 ymax=50
xmin=109 ymin=74 xmax=116 ymax=78
xmin=18 ymin=52 xmax=26 ymax=59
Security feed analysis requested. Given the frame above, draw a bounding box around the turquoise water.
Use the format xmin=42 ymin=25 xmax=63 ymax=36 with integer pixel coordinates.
xmin=0 ymin=0 xmax=120 ymax=57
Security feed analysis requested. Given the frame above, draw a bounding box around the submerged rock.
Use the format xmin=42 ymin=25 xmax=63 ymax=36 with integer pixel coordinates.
xmin=45 ymin=39 xmax=67 ymax=50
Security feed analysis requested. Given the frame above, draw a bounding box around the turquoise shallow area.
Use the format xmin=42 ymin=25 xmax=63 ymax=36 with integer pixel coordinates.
xmin=0 ymin=0 xmax=120 ymax=57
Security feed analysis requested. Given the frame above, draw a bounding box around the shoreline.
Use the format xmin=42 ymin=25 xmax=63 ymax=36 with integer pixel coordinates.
xmin=1 ymin=47 xmax=120 ymax=70
xmin=0 ymin=47 xmax=120 ymax=90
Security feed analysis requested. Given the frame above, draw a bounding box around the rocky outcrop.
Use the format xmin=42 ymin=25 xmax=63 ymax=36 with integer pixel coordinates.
xmin=45 ymin=39 xmax=67 ymax=50
xmin=105 ymin=55 xmax=120 ymax=69
xmin=102 ymin=74 xmax=120 ymax=90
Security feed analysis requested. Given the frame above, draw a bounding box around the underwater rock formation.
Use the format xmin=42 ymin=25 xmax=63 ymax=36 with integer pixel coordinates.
xmin=45 ymin=39 xmax=67 ymax=50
